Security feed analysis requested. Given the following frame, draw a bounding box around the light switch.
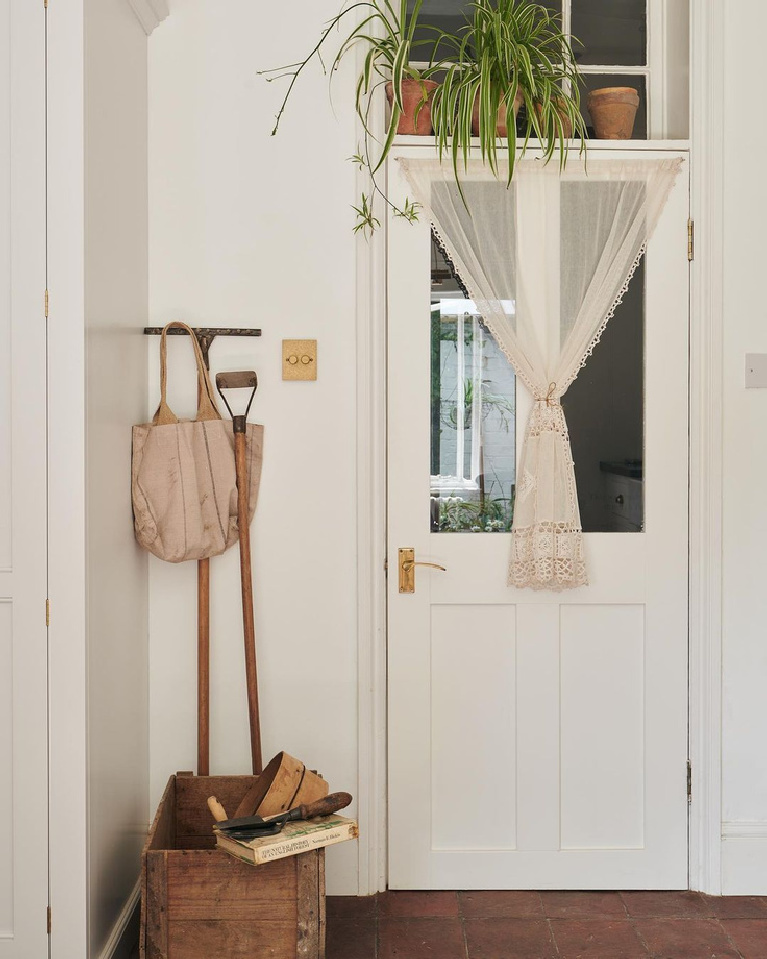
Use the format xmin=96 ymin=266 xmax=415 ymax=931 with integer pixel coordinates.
xmin=745 ymin=354 xmax=767 ymax=388
xmin=283 ymin=339 xmax=317 ymax=381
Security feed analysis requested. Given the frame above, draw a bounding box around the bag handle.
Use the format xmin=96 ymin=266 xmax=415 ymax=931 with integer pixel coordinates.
xmin=153 ymin=321 xmax=222 ymax=425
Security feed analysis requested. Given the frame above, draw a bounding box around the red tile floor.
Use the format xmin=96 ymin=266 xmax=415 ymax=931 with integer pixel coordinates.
xmin=327 ymin=891 xmax=767 ymax=959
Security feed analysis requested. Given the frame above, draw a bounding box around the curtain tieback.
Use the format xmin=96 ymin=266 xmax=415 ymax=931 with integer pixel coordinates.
xmin=534 ymin=382 xmax=561 ymax=406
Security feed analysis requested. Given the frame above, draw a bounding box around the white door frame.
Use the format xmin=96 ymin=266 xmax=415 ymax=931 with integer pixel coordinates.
xmin=47 ymin=0 xmax=89 ymax=956
xmin=354 ymin=0 xmax=725 ymax=896
xmin=687 ymin=0 xmax=725 ymax=897
xmin=4 ymin=2 xmax=49 ymax=955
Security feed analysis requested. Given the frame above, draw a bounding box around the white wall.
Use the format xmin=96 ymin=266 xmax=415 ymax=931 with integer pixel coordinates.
xmin=147 ymin=0 xmax=360 ymax=894
xmin=85 ymin=0 xmax=150 ymax=952
xmin=720 ymin=0 xmax=767 ymax=894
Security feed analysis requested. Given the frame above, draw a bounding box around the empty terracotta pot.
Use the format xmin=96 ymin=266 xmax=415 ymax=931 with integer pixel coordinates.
xmin=587 ymin=86 xmax=640 ymax=140
xmin=472 ymin=88 xmax=524 ymax=137
xmin=386 ymin=78 xmax=438 ymax=135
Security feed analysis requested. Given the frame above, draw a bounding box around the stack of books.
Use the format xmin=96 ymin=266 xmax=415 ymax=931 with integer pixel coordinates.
xmin=216 ymin=815 xmax=358 ymax=866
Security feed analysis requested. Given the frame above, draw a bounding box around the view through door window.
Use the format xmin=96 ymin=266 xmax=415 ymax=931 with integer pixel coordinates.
xmin=429 ymin=215 xmax=646 ymax=534
xmin=430 ymin=234 xmax=517 ymax=533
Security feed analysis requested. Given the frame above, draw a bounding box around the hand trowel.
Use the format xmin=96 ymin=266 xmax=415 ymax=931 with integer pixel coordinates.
xmin=208 ymin=791 xmax=353 ymax=840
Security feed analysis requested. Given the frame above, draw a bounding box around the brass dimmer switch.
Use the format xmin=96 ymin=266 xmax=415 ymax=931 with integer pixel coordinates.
xmin=283 ymin=339 xmax=317 ymax=380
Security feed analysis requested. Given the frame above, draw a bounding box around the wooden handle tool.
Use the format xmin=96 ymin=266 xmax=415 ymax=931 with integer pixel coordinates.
xmin=215 ymin=792 xmax=353 ymax=835
xmin=215 ymin=371 xmax=262 ymax=775
xmin=207 ymin=796 xmax=229 ymax=823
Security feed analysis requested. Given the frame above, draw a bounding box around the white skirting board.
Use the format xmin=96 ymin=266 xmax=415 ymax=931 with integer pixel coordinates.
xmin=721 ymin=823 xmax=767 ymax=895
xmin=98 ymin=877 xmax=141 ymax=959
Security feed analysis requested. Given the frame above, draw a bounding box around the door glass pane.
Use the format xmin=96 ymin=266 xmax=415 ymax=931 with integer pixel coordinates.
xmin=562 ymin=260 xmax=645 ymax=532
xmin=430 ymin=235 xmax=517 ymax=533
xmin=582 ymin=74 xmax=647 ymax=139
xmin=572 ymin=0 xmax=647 ymax=66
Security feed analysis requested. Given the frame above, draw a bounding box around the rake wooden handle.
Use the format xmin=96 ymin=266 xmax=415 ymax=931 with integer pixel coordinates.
xmin=235 ymin=429 xmax=262 ymax=775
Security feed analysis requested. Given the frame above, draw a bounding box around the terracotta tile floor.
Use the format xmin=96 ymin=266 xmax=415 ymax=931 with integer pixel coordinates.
xmin=327 ymin=891 xmax=767 ymax=959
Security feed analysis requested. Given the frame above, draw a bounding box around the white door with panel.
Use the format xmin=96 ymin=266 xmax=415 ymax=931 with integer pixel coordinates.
xmin=387 ymin=151 xmax=689 ymax=889
xmin=0 ymin=1 xmax=49 ymax=954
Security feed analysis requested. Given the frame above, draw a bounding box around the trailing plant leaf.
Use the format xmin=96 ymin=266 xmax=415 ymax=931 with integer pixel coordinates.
xmin=261 ymin=0 xmax=436 ymax=232
xmin=392 ymin=198 xmax=422 ymax=223
xmin=352 ymin=193 xmax=381 ymax=236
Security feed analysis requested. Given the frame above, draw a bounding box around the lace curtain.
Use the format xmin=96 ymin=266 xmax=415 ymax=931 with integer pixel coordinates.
xmin=398 ymin=157 xmax=682 ymax=590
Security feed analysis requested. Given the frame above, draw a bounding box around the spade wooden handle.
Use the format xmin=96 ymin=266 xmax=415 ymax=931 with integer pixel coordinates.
xmin=298 ymin=792 xmax=353 ymax=820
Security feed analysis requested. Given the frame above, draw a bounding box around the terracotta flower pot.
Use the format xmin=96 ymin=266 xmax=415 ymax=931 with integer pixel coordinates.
xmin=587 ymin=86 xmax=640 ymax=140
xmin=386 ymin=78 xmax=438 ymax=135
xmin=472 ymin=88 xmax=524 ymax=137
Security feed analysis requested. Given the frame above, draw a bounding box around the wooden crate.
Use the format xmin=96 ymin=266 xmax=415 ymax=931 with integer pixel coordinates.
xmin=141 ymin=773 xmax=326 ymax=959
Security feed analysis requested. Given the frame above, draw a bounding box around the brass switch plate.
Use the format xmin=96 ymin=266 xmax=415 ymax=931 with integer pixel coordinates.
xmin=283 ymin=339 xmax=317 ymax=381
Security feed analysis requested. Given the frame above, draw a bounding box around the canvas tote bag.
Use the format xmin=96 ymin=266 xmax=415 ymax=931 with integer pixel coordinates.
xmin=132 ymin=321 xmax=264 ymax=563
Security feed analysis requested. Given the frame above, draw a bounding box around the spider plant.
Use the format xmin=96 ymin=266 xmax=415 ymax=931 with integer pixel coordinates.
xmin=260 ymin=0 xmax=438 ymax=234
xmin=429 ymin=0 xmax=587 ymax=196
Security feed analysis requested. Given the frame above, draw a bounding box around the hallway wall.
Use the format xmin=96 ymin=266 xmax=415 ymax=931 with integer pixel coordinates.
xmin=147 ymin=0 xmax=360 ymax=894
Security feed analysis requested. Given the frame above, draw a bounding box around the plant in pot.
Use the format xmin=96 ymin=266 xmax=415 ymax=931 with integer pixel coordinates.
xmin=429 ymin=0 xmax=587 ymax=194
xmin=260 ymin=0 xmax=438 ymax=234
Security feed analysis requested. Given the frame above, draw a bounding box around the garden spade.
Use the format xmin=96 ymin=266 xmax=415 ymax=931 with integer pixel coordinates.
xmin=216 ymin=371 xmax=262 ymax=774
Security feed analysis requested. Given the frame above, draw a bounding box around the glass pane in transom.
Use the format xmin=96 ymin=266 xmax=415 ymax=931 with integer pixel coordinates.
xmin=571 ymin=0 xmax=647 ymax=66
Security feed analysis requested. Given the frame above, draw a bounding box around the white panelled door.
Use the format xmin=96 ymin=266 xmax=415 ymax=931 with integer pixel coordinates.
xmin=0 ymin=1 xmax=49 ymax=955
xmin=387 ymin=151 xmax=689 ymax=890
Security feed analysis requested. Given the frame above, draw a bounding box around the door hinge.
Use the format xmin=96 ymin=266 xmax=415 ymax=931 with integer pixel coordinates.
xmin=687 ymin=760 xmax=692 ymax=802
xmin=47 ymin=905 xmax=51 ymax=934
xmin=45 ymin=599 xmax=50 ymax=627
xmin=44 ymin=289 xmax=49 ymax=317
xmin=384 ymin=559 xmax=388 ymax=575
xmin=687 ymin=219 xmax=695 ymax=262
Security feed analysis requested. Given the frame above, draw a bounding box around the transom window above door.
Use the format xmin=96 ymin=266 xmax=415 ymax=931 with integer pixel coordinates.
xmin=409 ymin=0 xmax=689 ymax=139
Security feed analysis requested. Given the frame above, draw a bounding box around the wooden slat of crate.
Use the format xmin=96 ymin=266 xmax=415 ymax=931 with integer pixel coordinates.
xmin=168 ymin=920 xmax=302 ymax=958
xmin=167 ymin=852 xmax=298 ymax=921
xmin=296 ymin=851 xmax=322 ymax=957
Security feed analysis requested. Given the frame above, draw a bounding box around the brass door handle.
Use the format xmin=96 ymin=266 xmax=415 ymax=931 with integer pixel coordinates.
xmin=398 ymin=548 xmax=447 ymax=593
